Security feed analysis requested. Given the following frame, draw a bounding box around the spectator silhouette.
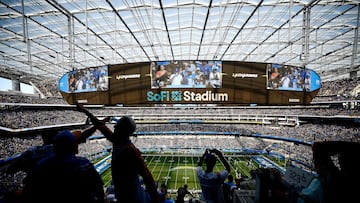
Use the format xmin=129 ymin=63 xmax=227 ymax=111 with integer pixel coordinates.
xmin=21 ymin=130 xmax=104 ymax=203
xmin=197 ymin=148 xmax=231 ymax=203
xmin=158 ymin=182 xmax=168 ymax=203
xmin=3 ymin=125 xmax=98 ymax=175
xmin=268 ymin=168 xmax=287 ymax=203
xmin=223 ymin=174 xmax=236 ymax=203
xmin=76 ymin=103 xmax=160 ymax=203
xmin=298 ymin=141 xmax=360 ymax=203
xmin=164 ymin=193 xmax=175 ymax=203
xmin=3 ymin=129 xmax=58 ymax=174
xmin=106 ymin=180 xmax=116 ymax=203
xmin=175 ymin=184 xmax=193 ymax=203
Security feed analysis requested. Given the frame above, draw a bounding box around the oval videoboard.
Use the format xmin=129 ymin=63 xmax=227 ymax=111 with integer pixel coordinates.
xmin=59 ymin=61 xmax=321 ymax=106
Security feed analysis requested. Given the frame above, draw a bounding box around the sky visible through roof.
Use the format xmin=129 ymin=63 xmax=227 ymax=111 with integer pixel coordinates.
xmin=0 ymin=0 xmax=358 ymax=82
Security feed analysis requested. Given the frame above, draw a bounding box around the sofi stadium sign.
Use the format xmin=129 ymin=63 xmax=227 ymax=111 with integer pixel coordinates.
xmin=147 ymin=90 xmax=229 ymax=102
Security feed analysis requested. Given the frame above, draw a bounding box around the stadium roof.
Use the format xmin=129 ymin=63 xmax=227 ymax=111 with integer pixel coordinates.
xmin=0 ymin=0 xmax=359 ymax=81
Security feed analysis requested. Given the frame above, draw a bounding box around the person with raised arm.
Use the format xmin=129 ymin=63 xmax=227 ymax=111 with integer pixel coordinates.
xmin=197 ymin=148 xmax=231 ymax=203
xmin=76 ymin=103 xmax=160 ymax=203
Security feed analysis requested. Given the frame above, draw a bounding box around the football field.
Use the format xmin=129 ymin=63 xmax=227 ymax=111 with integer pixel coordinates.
xmin=101 ymin=154 xmax=265 ymax=193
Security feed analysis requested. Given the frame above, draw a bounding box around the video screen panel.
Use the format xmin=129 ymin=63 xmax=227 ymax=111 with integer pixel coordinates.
xmin=68 ymin=65 xmax=109 ymax=93
xmin=59 ymin=61 xmax=321 ymax=105
xmin=266 ymin=64 xmax=311 ymax=91
xmin=151 ymin=61 xmax=222 ymax=89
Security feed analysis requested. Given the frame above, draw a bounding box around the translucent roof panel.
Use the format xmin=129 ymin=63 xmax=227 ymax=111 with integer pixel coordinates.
xmin=0 ymin=0 xmax=358 ymax=81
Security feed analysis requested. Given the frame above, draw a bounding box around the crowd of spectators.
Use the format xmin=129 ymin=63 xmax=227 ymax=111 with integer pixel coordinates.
xmin=314 ymin=77 xmax=360 ymax=101
xmin=133 ymin=134 xmax=313 ymax=167
xmin=0 ymin=75 xmax=359 ymax=202
xmin=0 ymin=133 xmax=110 ymax=163
xmin=0 ymin=74 xmax=359 ymax=107
xmin=0 ymin=136 xmax=43 ymax=161
xmin=2 ymin=76 xmax=359 ymax=104
xmin=30 ymin=78 xmax=62 ymax=98
xmin=135 ymin=123 xmax=359 ymax=143
xmin=1 ymin=122 xmax=358 ymax=165
xmin=0 ymin=95 xmax=67 ymax=104
xmin=0 ymin=105 xmax=359 ymax=129
xmin=0 ymin=109 xmax=85 ymax=129
xmin=1 ymin=109 xmax=358 ymax=166
xmin=77 ymin=138 xmax=111 ymax=160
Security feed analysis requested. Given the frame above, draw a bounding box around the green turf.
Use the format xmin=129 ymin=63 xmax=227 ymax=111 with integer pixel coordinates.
xmin=101 ymin=154 xmax=271 ymax=190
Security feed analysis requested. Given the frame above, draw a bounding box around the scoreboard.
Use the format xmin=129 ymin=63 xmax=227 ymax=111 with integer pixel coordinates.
xmin=59 ymin=61 xmax=321 ymax=106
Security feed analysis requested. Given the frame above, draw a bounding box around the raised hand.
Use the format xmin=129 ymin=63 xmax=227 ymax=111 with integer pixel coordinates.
xmin=76 ymin=103 xmax=87 ymax=113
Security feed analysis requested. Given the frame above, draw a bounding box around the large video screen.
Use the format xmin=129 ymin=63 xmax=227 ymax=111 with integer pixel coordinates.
xmin=59 ymin=61 xmax=321 ymax=105
xmin=151 ymin=61 xmax=222 ymax=88
xmin=266 ymin=64 xmax=311 ymax=91
xmin=68 ymin=65 xmax=109 ymax=93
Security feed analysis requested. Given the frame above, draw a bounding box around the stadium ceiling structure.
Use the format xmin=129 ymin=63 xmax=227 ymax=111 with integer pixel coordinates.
xmin=0 ymin=0 xmax=359 ymax=82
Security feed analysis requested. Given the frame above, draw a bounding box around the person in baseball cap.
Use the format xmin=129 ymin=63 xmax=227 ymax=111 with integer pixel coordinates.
xmin=22 ymin=129 xmax=105 ymax=203
xmin=113 ymin=116 xmax=137 ymax=139
xmin=52 ymin=130 xmax=78 ymax=155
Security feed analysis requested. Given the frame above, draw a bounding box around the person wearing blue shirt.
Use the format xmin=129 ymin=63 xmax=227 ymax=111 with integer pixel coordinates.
xmin=197 ymin=149 xmax=231 ymax=203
